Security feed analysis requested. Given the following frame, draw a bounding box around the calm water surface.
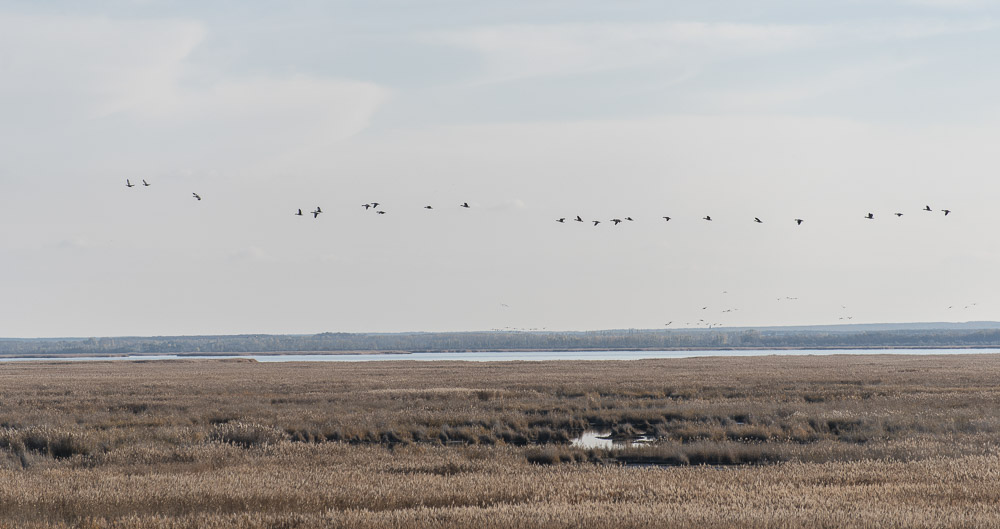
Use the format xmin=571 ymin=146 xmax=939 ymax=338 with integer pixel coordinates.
xmin=1 ymin=349 xmax=998 ymax=363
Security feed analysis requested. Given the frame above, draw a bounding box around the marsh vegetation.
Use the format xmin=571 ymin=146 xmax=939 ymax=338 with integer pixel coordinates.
xmin=2 ymin=354 xmax=1000 ymax=527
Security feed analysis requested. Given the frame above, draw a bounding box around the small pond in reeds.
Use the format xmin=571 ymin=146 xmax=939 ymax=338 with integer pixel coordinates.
xmin=570 ymin=430 xmax=656 ymax=449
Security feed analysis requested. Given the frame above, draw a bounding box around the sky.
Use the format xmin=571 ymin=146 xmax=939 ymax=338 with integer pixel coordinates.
xmin=3 ymin=0 xmax=1000 ymax=337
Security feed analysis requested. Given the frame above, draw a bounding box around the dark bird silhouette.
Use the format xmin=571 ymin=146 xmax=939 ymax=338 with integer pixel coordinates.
xmin=424 ymin=206 xmax=433 ymax=209
xmin=611 ymin=219 xmax=622 ymax=225
xmin=142 ymin=179 xmax=150 ymax=187
xmin=754 ymin=217 xmax=763 ymax=223
xmin=126 ymin=179 xmax=135 ymax=188
xmin=662 ymin=216 xmax=671 ymax=221
xmin=312 ymin=206 xmax=322 ymax=218
xmin=371 ymin=202 xmax=380 ymax=209
xmin=942 ymin=209 xmax=951 ymax=216
xmin=895 ymin=212 xmax=903 ymax=217
xmin=460 ymin=202 xmax=470 ymax=208
xmin=703 ymin=215 xmax=712 ymax=221
xmin=665 ymin=322 xmax=672 ymax=326
xmin=295 ymin=209 xmax=303 ymax=216
xmin=864 ymin=213 xmax=874 ymax=219
xmin=592 ymin=220 xmax=601 ymax=226
xmin=192 ymin=193 xmax=201 ymax=200
xmin=575 ymin=215 xmax=583 ymax=222
xmin=795 ymin=219 xmax=804 ymax=225
xmin=377 ymin=210 xmax=386 ymax=215
xmin=556 ymin=218 xmax=565 ymax=223
xmin=625 ymin=217 xmax=634 ymax=221
xmin=362 ymin=204 xmax=371 ymax=210
xmin=924 ymin=205 xmax=932 ymax=211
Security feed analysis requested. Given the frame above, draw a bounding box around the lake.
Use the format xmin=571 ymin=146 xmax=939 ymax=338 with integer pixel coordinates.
xmin=0 ymin=348 xmax=997 ymax=363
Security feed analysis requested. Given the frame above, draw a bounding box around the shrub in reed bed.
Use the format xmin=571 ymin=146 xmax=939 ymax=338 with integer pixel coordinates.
xmin=724 ymin=424 xmax=776 ymax=442
xmin=524 ymin=446 xmax=560 ymax=465
xmin=613 ymin=445 xmax=690 ymax=466
xmin=286 ymin=427 xmax=323 ymax=443
xmin=379 ymin=430 xmax=408 ymax=445
xmin=1 ymin=427 xmax=95 ymax=459
xmin=208 ymin=422 xmax=286 ymax=448
xmin=608 ymin=441 xmax=787 ymax=466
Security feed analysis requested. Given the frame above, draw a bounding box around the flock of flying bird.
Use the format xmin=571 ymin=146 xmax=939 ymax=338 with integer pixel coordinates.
xmin=292 ymin=201 xmax=472 ymax=218
xmin=125 ymin=179 xmax=201 ymax=200
xmin=122 ymin=178 xmax=972 ymax=328
xmin=125 ymin=179 xmax=954 ymax=226
xmin=552 ymin=207 xmax=950 ymax=226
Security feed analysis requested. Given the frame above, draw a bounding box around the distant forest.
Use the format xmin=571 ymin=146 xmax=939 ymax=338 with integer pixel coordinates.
xmin=4 ymin=328 xmax=1000 ymax=356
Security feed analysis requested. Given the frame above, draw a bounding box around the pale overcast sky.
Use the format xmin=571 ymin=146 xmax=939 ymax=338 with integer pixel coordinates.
xmin=3 ymin=0 xmax=1000 ymax=337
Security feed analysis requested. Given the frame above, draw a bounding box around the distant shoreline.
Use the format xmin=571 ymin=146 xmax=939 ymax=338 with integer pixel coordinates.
xmin=7 ymin=325 xmax=1000 ymax=358
xmin=4 ymin=344 xmax=1000 ymax=360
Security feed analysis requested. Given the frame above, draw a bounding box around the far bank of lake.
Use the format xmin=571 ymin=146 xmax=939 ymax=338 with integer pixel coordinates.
xmin=2 ymin=348 xmax=1000 ymax=363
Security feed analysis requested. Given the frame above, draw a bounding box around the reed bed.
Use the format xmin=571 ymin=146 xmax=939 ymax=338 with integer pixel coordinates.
xmin=1 ymin=354 xmax=1000 ymax=527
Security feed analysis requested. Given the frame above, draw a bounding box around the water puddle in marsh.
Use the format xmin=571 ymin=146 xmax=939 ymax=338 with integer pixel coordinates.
xmin=570 ymin=430 xmax=656 ymax=449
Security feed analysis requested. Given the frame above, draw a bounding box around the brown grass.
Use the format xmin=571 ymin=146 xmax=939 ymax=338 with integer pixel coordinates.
xmin=1 ymin=354 xmax=1000 ymax=527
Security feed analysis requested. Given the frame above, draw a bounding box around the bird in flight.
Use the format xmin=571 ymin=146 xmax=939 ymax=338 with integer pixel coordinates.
xmin=192 ymin=193 xmax=201 ymax=201
xmin=625 ymin=217 xmax=634 ymax=221
xmin=864 ymin=213 xmax=874 ymax=220
xmin=295 ymin=209 xmax=303 ymax=216
xmin=556 ymin=218 xmax=565 ymax=223
xmin=424 ymin=206 xmax=433 ymax=210
xmin=371 ymin=202 xmax=380 ymax=209
xmin=611 ymin=219 xmax=622 ymax=225
xmin=894 ymin=212 xmax=903 ymax=217
xmin=703 ymin=215 xmax=713 ymax=221
xmin=142 ymin=179 xmax=150 ymax=187
xmin=575 ymin=215 xmax=583 ymax=222
xmin=460 ymin=202 xmax=470 ymax=208
xmin=126 ymin=179 xmax=135 ymax=188
xmin=942 ymin=209 xmax=951 ymax=216
xmin=924 ymin=205 xmax=932 ymax=212
xmin=662 ymin=216 xmax=671 ymax=222
xmin=362 ymin=204 xmax=372 ymax=210
xmin=592 ymin=220 xmax=601 ymax=226
xmin=312 ymin=206 xmax=322 ymax=218
xmin=377 ymin=210 xmax=386 ymax=215
xmin=795 ymin=219 xmax=804 ymax=225
xmin=754 ymin=217 xmax=763 ymax=224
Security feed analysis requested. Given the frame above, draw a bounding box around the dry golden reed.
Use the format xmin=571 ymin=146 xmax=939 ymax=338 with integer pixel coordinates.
xmin=1 ymin=354 xmax=1000 ymax=527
